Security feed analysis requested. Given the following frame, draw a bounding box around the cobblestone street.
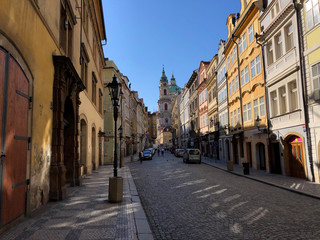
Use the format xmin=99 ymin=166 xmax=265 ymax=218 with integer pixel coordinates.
xmin=130 ymin=152 xmax=320 ymax=240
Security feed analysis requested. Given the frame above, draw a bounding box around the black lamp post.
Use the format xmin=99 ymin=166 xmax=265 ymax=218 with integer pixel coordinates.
xmin=107 ymin=74 xmax=121 ymax=177
xmin=118 ymin=126 xmax=123 ymax=168
xmin=255 ymin=116 xmax=262 ymax=132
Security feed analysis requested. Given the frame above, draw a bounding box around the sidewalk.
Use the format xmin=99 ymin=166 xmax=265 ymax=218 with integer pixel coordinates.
xmin=202 ymin=156 xmax=320 ymax=200
xmin=0 ymin=154 xmax=153 ymax=240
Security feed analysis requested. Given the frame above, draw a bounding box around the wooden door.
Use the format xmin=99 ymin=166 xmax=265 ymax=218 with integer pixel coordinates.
xmin=0 ymin=48 xmax=29 ymax=225
xmin=290 ymin=142 xmax=305 ymax=179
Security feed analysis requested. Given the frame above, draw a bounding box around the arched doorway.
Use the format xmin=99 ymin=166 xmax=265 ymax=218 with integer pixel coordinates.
xmin=284 ymin=135 xmax=306 ymax=179
xmin=256 ymin=143 xmax=266 ymax=170
xmin=50 ymin=56 xmax=85 ymax=201
xmin=0 ymin=47 xmax=29 ymax=225
xmin=92 ymin=127 xmax=96 ymax=170
xmin=80 ymin=119 xmax=87 ymax=174
xmin=64 ymin=98 xmax=75 ymax=185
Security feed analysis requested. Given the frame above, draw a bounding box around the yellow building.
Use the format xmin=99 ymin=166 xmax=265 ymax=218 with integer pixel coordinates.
xmin=0 ymin=0 xmax=105 ymax=225
xmin=302 ymin=0 xmax=320 ymax=182
xmin=171 ymin=95 xmax=181 ymax=147
xmin=225 ymin=0 xmax=268 ymax=171
xmin=160 ymin=127 xmax=173 ymax=148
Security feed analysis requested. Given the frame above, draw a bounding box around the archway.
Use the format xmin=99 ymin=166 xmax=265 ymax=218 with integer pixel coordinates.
xmin=80 ymin=119 xmax=87 ymax=174
xmin=64 ymin=97 xmax=76 ymax=185
xmin=284 ymin=135 xmax=306 ymax=179
xmin=92 ymin=127 xmax=96 ymax=170
xmin=256 ymin=143 xmax=266 ymax=170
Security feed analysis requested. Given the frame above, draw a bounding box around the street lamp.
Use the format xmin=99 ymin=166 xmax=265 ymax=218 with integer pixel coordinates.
xmin=107 ymin=74 xmax=123 ymax=203
xmin=255 ymin=116 xmax=262 ymax=131
xmin=118 ymin=126 xmax=123 ymax=168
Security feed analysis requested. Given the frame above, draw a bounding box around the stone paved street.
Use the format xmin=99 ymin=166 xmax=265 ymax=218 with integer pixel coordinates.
xmin=129 ymin=152 xmax=320 ymax=240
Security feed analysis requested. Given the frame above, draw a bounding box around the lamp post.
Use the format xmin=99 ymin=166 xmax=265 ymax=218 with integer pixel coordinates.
xmin=255 ymin=116 xmax=262 ymax=132
xmin=107 ymin=74 xmax=123 ymax=203
xmin=118 ymin=126 xmax=123 ymax=168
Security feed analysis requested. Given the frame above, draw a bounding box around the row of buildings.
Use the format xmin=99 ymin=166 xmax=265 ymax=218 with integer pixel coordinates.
xmin=0 ymin=0 xmax=148 ymax=229
xmin=171 ymin=0 xmax=320 ymax=183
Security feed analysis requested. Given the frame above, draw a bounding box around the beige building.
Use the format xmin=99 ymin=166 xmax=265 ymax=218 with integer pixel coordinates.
xmin=0 ymin=0 xmax=105 ymax=226
xmin=172 ymin=94 xmax=181 ymax=147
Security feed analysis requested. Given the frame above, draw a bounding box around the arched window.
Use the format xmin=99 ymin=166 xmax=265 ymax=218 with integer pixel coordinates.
xmin=165 ymin=118 xmax=168 ymax=123
xmin=164 ymin=89 xmax=167 ymax=95
xmin=165 ymin=103 xmax=168 ymax=110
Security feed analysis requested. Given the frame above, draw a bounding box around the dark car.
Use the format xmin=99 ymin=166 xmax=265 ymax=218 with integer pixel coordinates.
xmin=142 ymin=150 xmax=152 ymax=160
xmin=174 ymin=149 xmax=185 ymax=157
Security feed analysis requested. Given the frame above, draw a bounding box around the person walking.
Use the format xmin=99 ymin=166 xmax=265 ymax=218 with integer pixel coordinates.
xmin=139 ymin=151 xmax=143 ymax=163
xmin=161 ymin=148 xmax=164 ymax=156
xmin=157 ymin=149 xmax=160 ymax=156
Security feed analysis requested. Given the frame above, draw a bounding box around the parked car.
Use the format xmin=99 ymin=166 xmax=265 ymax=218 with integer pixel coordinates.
xmin=146 ymin=148 xmax=155 ymax=155
xmin=183 ymin=149 xmax=201 ymax=163
xmin=174 ymin=149 xmax=185 ymax=157
xmin=142 ymin=150 xmax=152 ymax=160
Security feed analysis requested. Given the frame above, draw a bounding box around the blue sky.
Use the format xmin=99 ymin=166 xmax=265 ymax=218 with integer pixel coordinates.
xmin=102 ymin=0 xmax=241 ymax=112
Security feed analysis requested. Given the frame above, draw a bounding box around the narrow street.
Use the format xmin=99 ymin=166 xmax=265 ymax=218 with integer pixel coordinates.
xmin=130 ymin=152 xmax=320 ymax=240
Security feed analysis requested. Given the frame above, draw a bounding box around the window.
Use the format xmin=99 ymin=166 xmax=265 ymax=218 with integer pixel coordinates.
xmin=243 ymin=33 xmax=247 ymax=50
xmin=243 ymin=104 xmax=247 ymax=122
xmin=228 ymin=57 xmax=231 ymax=69
xmin=238 ymin=108 xmax=241 ymax=124
xmin=243 ymin=102 xmax=252 ymax=122
xmin=270 ymin=90 xmax=278 ymax=117
xmin=288 ymin=80 xmax=298 ymax=111
xmin=234 ymin=46 xmax=237 ymax=61
xmin=205 ymin=89 xmax=207 ymax=99
xmin=248 ymin=24 xmax=253 ymax=43
xmin=285 ymin=23 xmax=294 ymax=51
xmin=275 ymin=33 xmax=283 ymax=59
xmin=248 ymin=102 xmax=252 ymax=121
xmin=81 ymin=44 xmax=89 ymax=88
xmin=229 ymin=83 xmax=232 ymax=96
xmin=59 ymin=1 xmax=75 ymax=58
xmin=165 ymin=118 xmax=168 ymax=123
xmin=92 ymin=72 xmax=97 ymax=105
xmin=241 ymin=66 xmax=249 ymax=85
xmin=259 ymin=96 xmax=265 ymax=117
xmin=266 ymin=41 xmax=274 ymax=66
xmin=306 ymin=0 xmax=320 ymax=30
xmin=254 ymin=99 xmax=259 ymax=119
xmin=251 ymin=59 xmax=256 ymax=78
xmin=209 ymin=92 xmax=212 ymax=103
xmin=312 ymin=63 xmax=320 ymax=100
xmin=279 ymin=86 xmax=287 ymax=114
xmin=231 ymin=112 xmax=233 ymax=126
xmin=164 ymin=89 xmax=167 ymax=95
xmin=235 ymin=76 xmax=239 ymax=90
xmin=239 ymin=36 xmax=243 ymax=54
xmin=165 ymin=103 xmax=168 ymax=110
xmin=234 ymin=110 xmax=237 ymax=125
xmin=251 ymin=56 xmax=261 ymax=78
xmin=231 ymin=52 xmax=234 ymax=66
xmin=232 ymin=80 xmax=235 ymax=94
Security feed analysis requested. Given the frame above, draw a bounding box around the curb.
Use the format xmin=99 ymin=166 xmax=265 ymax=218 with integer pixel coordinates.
xmin=202 ymin=161 xmax=320 ymax=200
xmin=126 ymin=166 xmax=154 ymax=240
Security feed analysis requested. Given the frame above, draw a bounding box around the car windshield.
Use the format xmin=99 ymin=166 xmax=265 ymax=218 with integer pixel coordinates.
xmin=143 ymin=151 xmax=151 ymax=154
xmin=188 ymin=149 xmax=200 ymax=155
xmin=177 ymin=149 xmax=184 ymax=152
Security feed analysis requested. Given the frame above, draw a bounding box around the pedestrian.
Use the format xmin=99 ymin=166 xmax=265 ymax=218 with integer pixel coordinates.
xmin=158 ymin=149 xmax=160 ymax=156
xmin=161 ymin=148 xmax=164 ymax=156
xmin=139 ymin=151 xmax=143 ymax=164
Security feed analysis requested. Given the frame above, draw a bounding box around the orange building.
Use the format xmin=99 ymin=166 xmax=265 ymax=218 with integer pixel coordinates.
xmin=225 ymin=0 xmax=269 ymax=171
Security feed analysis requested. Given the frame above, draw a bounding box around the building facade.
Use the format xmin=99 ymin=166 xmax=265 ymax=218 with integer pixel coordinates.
xmin=0 ymin=0 xmax=105 ymax=226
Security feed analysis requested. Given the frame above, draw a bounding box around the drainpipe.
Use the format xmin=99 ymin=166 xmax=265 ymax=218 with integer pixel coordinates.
xmin=255 ymin=33 xmax=272 ymax=173
xmin=294 ymin=0 xmax=315 ymax=182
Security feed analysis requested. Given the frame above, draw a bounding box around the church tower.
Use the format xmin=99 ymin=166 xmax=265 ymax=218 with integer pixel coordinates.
xmin=157 ymin=66 xmax=181 ymax=146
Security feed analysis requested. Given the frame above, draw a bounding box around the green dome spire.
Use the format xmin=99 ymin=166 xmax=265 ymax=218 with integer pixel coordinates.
xmin=160 ymin=65 xmax=168 ymax=82
xmin=170 ymin=73 xmax=176 ymax=86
